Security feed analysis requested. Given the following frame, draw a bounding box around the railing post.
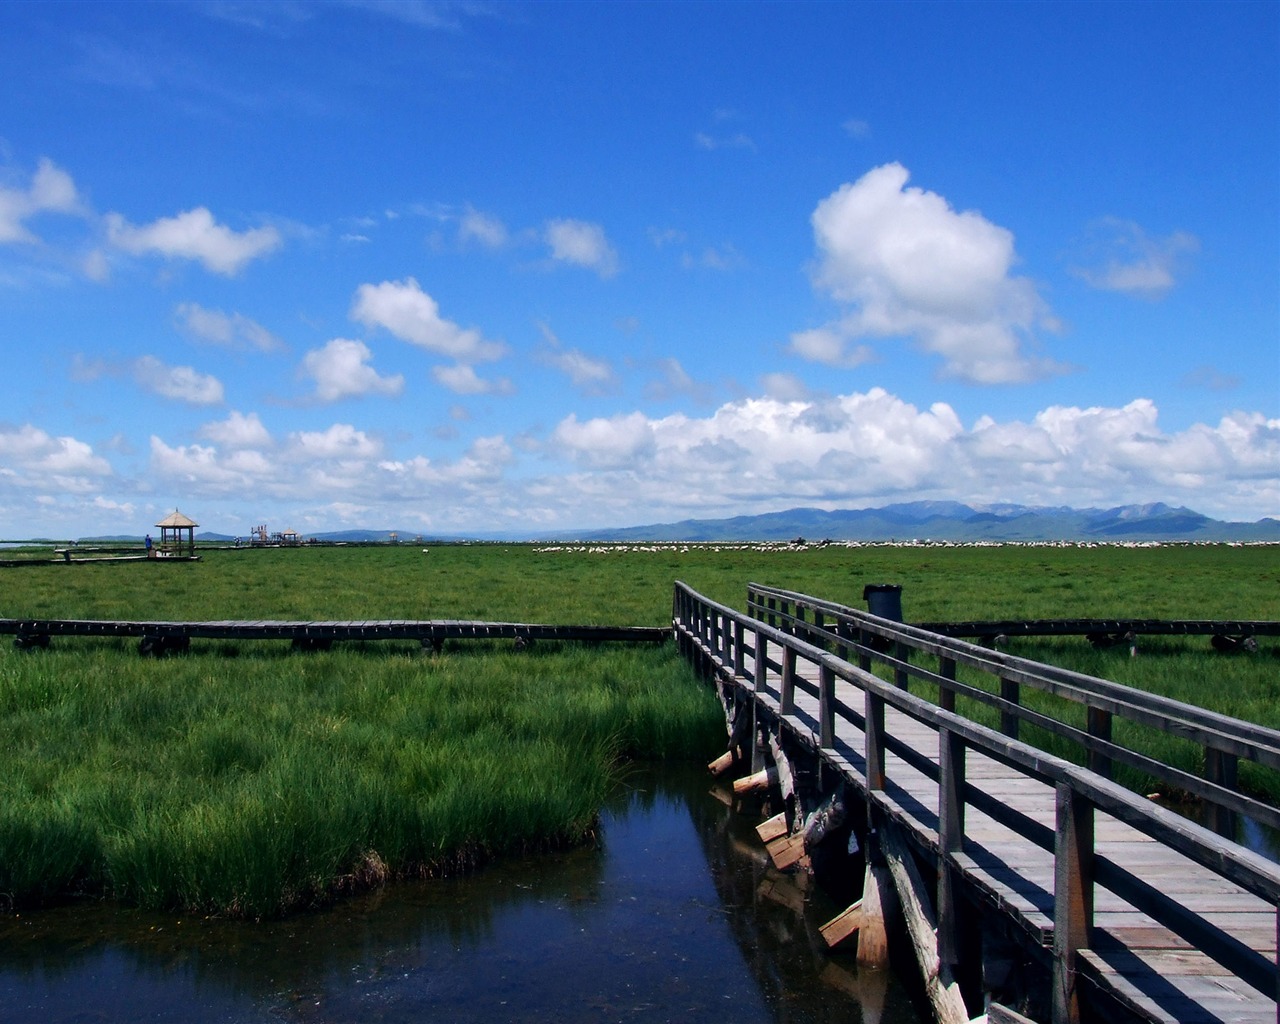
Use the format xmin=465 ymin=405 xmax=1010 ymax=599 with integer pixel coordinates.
xmin=1205 ymin=746 xmax=1240 ymax=838
xmin=756 ymin=632 xmax=768 ymax=691
xmin=857 ymin=629 xmax=872 ymax=673
xmin=938 ymin=726 xmax=966 ymax=966
xmin=1053 ymin=783 xmax=1094 ymax=1024
xmin=1000 ymin=676 xmax=1021 ymax=739
xmin=939 ymin=655 xmax=957 ymax=713
xmin=894 ymin=640 xmax=911 ymax=691
xmin=819 ymin=662 xmax=835 ymax=748
xmin=1086 ymin=706 xmax=1112 ymax=780
xmin=780 ymin=645 xmax=796 ymax=716
xmin=733 ymin=620 xmax=745 ymax=679
xmin=866 ymin=687 xmax=886 ymax=795
xmin=767 ymin=596 xmax=777 ymax=629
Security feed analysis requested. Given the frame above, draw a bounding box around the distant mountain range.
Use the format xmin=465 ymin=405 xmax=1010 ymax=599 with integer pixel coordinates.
xmin=177 ymin=501 xmax=1280 ymax=545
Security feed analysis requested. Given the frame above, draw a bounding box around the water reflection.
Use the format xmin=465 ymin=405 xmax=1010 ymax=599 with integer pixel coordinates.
xmin=0 ymin=765 xmax=919 ymax=1024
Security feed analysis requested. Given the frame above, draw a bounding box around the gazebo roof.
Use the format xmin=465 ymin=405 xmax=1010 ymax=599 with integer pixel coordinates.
xmin=155 ymin=510 xmax=199 ymax=529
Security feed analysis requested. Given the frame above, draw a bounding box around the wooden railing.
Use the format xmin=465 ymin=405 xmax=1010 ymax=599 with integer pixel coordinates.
xmin=746 ymin=582 xmax=1280 ymax=838
xmin=672 ymin=581 xmax=1280 ymax=1021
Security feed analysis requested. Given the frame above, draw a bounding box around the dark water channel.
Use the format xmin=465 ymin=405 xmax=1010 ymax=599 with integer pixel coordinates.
xmin=0 ymin=765 xmax=921 ymax=1024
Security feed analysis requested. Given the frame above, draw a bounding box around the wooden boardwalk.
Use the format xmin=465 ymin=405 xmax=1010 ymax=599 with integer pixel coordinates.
xmin=0 ymin=617 xmax=669 ymax=651
xmin=674 ymin=583 xmax=1279 ymax=1024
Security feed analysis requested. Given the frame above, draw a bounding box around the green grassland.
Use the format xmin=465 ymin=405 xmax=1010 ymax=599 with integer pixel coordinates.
xmin=0 ymin=541 xmax=1276 ymax=916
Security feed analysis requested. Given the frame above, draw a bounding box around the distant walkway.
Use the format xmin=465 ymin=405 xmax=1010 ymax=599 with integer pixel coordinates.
xmin=0 ymin=617 xmax=669 ymax=652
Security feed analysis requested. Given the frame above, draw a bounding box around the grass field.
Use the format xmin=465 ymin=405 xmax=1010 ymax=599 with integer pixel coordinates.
xmin=0 ymin=541 xmax=1276 ymax=916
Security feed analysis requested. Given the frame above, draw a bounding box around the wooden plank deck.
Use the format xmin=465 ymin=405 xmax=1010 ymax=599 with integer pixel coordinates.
xmin=753 ymin=634 xmax=1277 ymax=1024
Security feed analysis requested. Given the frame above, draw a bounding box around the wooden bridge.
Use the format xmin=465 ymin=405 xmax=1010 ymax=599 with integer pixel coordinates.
xmin=673 ymin=581 xmax=1279 ymax=1024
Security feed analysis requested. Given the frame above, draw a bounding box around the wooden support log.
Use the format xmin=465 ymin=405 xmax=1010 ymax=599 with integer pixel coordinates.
xmin=733 ymin=765 xmax=778 ymax=796
xmin=707 ymin=750 xmax=735 ymax=776
xmin=857 ymin=861 xmax=896 ymax=970
xmin=879 ymin=821 xmax=970 ymax=1024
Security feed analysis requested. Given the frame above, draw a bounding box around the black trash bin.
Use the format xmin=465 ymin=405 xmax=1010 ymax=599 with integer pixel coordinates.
xmin=862 ymin=583 xmax=903 ymax=622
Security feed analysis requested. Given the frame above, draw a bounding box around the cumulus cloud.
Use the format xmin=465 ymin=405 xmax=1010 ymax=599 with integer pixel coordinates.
xmin=302 ymin=338 xmax=404 ymax=402
xmin=176 ymin=302 xmax=285 ymax=352
xmin=68 ymin=387 xmax=1280 ymax=535
xmin=0 ymin=158 xmax=82 ymax=244
xmin=431 ymin=363 xmax=514 ymax=396
xmin=133 ymin=356 xmax=224 ymax=405
xmin=198 ymin=410 xmax=272 ymax=449
xmin=0 ymin=424 xmax=112 ymax=491
xmin=105 ymin=206 xmax=282 ymax=275
xmin=1071 ymin=218 xmax=1199 ymax=299
xmin=351 ymin=278 xmax=506 ymax=362
xmin=551 ymin=412 xmax=657 ymax=469
xmin=798 ymin=163 xmax=1064 ymax=384
xmin=544 ymin=219 xmax=619 ymax=278
xmin=289 ymin=423 xmax=382 ymax=460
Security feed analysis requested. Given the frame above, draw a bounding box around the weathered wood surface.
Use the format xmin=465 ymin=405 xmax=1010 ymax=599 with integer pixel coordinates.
xmin=677 ymin=584 xmax=1279 ymax=1024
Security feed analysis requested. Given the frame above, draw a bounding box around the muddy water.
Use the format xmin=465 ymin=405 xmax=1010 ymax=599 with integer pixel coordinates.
xmin=0 ymin=765 xmax=921 ymax=1024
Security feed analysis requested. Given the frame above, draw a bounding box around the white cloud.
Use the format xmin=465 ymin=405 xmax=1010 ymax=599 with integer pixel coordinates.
xmin=133 ymin=356 xmax=225 ymax=405
xmin=694 ymin=131 xmax=756 ymax=151
xmin=289 ymin=423 xmax=382 ymax=460
xmin=537 ymin=322 xmax=615 ymax=394
xmin=199 ymin=410 xmax=272 ymax=449
xmin=551 ymin=412 xmax=657 ymax=469
xmin=176 ymin=302 xmax=285 ymax=352
xmin=801 ymin=163 xmax=1064 ymax=384
xmin=351 ymin=278 xmax=506 ymax=362
xmin=431 ymin=363 xmax=514 ymax=395
xmin=0 ymin=425 xmax=112 ymax=492
xmin=1071 ymin=218 xmax=1199 ymax=299
xmin=458 ymin=206 xmax=508 ymax=248
xmin=105 ymin=206 xmax=282 ymax=275
xmin=544 ymin=219 xmax=619 ymax=278
xmin=302 ymin=338 xmax=404 ymax=402
xmin=788 ymin=327 xmax=874 ymax=369
xmin=0 ymin=158 xmax=81 ymax=245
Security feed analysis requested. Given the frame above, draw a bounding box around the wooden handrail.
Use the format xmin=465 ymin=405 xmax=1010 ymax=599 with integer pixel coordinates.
xmin=745 ymin=583 xmax=1280 ymax=835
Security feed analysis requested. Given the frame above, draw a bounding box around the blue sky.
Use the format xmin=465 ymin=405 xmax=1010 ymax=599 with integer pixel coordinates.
xmin=1 ymin=0 xmax=1276 ymax=539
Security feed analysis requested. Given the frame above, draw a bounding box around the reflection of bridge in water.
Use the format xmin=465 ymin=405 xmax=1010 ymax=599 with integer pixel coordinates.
xmin=675 ymin=582 xmax=1280 ymax=1024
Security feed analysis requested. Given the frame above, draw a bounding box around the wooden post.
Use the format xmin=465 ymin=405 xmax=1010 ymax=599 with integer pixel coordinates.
xmin=937 ymin=726 xmax=966 ymax=968
xmin=1000 ymin=676 xmax=1021 ymax=739
xmin=733 ymin=619 xmax=745 ymax=678
xmin=780 ymin=645 xmax=796 ymax=716
xmin=1053 ymin=783 xmax=1094 ymax=1024
xmin=1205 ymin=746 xmax=1239 ymax=838
xmin=939 ymin=655 xmax=957 ymax=713
xmin=819 ymin=662 xmax=835 ymax=748
xmin=857 ymin=861 xmax=896 ymax=969
xmin=1086 ymin=706 xmax=1112 ymax=780
xmin=894 ymin=641 xmax=911 ymax=691
xmin=866 ymin=688 xmax=886 ymax=795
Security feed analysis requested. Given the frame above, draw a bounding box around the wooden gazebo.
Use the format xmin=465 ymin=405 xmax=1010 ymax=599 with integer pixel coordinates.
xmin=155 ymin=510 xmax=198 ymax=558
